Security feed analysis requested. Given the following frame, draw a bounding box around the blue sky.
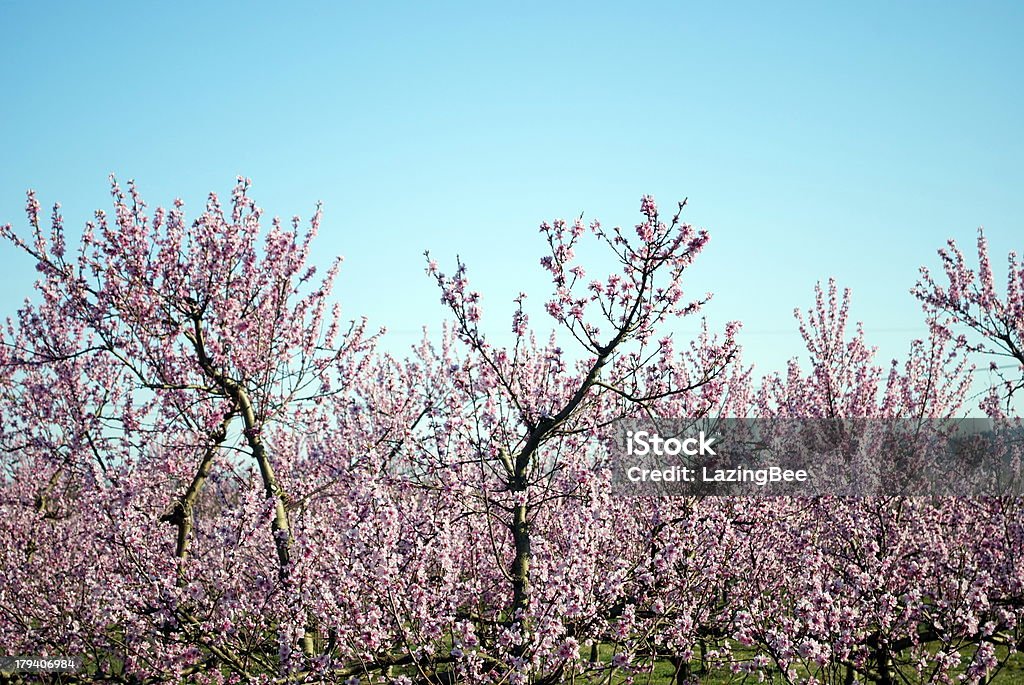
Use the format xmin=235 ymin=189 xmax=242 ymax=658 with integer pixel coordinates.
xmin=1 ymin=1 xmax=1021 ymax=379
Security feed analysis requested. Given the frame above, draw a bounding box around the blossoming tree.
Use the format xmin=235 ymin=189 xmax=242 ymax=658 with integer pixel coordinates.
xmin=0 ymin=179 xmax=1020 ymax=685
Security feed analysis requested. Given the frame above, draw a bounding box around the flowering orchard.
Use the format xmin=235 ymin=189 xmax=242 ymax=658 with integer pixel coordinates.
xmin=0 ymin=178 xmax=1022 ymax=684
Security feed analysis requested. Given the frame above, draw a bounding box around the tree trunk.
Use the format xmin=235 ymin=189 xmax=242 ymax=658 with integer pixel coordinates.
xmin=510 ymin=500 xmax=531 ymax=621
xmin=161 ymin=416 xmax=230 ymax=583
xmin=671 ymin=656 xmax=691 ymax=684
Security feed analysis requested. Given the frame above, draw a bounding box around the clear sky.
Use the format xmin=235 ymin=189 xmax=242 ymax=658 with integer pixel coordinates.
xmin=1 ymin=1 xmax=1021 ymax=379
